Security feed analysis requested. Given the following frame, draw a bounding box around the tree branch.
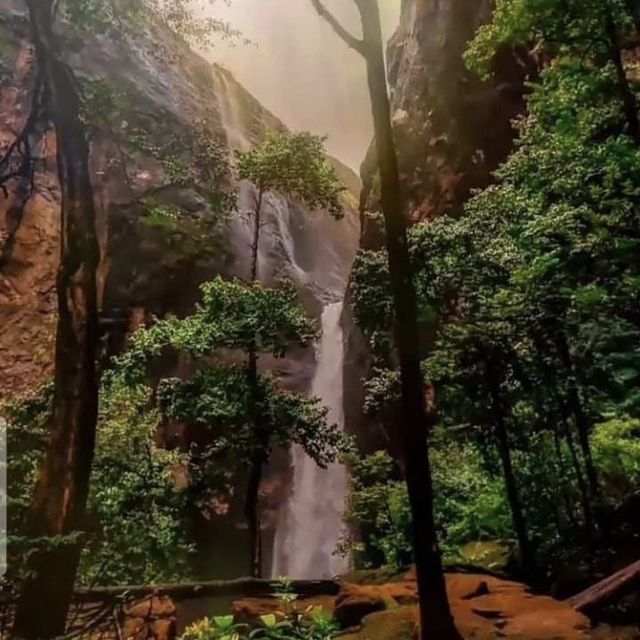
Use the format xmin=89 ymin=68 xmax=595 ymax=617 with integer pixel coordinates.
xmin=71 ymin=577 xmax=341 ymax=603
xmin=309 ymin=0 xmax=366 ymax=56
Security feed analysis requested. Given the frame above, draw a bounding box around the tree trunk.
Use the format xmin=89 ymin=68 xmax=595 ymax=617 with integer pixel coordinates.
xmin=563 ymin=416 xmax=597 ymax=561
xmin=353 ymin=2 xmax=461 ymax=637
xmin=245 ymin=186 xmax=265 ymax=578
xmin=550 ymin=422 xmax=581 ymax=533
xmin=554 ymin=332 xmax=600 ymax=499
xmin=604 ymin=11 xmax=640 ymax=146
xmin=250 ymin=187 xmax=264 ymax=282
xmin=244 ymin=453 xmax=264 ymax=578
xmin=12 ymin=2 xmax=100 ymax=639
xmin=486 ymin=361 xmax=537 ymax=579
xmin=532 ymin=336 xmax=597 ymax=548
xmin=569 ymin=558 xmax=640 ymax=613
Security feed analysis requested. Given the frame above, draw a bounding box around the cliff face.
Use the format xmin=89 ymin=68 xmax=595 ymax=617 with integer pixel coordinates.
xmin=345 ymin=0 xmax=526 ymax=446
xmin=0 ymin=0 xmax=359 ymax=400
xmin=360 ymin=0 xmax=525 ymax=233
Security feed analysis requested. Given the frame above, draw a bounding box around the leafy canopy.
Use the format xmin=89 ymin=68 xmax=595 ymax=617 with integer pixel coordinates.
xmin=111 ymin=277 xmax=351 ymax=483
xmin=237 ymin=131 xmax=345 ymax=218
xmin=3 ymin=382 xmax=191 ymax=587
xmin=62 ymin=0 xmax=239 ymax=49
xmin=347 ymin=0 xmax=640 ymax=575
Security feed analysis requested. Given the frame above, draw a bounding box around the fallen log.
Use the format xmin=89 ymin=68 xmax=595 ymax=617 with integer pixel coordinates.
xmin=568 ymin=559 xmax=640 ymax=613
xmin=72 ymin=577 xmax=340 ymax=603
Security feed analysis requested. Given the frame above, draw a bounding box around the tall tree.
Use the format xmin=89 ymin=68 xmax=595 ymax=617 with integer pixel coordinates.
xmin=237 ymin=130 xmax=343 ymax=576
xmin=11 ymin=1 xmax=100 ymax=637
xmin=310 ymin=1 xmax=462 ymax=637
xmin=2 ymin=0 xmax=239 ymax=631
xmin=113 ymin=277 xmax=347 ymax=579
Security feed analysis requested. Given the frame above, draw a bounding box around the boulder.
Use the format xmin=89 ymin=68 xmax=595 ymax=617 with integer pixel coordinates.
xmin=331 ymin=573 xmax=591 ymax=640
xmin=338 ymin=607 xmax=419 ymax=640
xmin=121 ymin=596 xmax=177 ymax=640
xmin=334 ymin=584 xmax=388 ymax=628
xmin=126 ymin=596 xmax=177 ymax=620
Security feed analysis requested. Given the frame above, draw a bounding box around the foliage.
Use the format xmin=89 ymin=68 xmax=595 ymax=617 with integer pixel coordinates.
xmin=157 ymin=366 xmax=349 ymax=479
xmin=465 ymin=0 xmax=636 ymax=77
xmin=181 ymin=615 xmax=249 ymax=640
xmin=3 ymin=382 xmax=53 ymax=579
xmin=62 ymin=0 xmax=240 ymax=50
xmin=114 ymin=277 xmax=318 ymax=385
xmin=80 ymin=77 xmax=236 ymax=267
xmin=349 ymin=250 xmax=393 ymax=359
xmin=348 ymin=0 xmax=640 ymax=578
xmin=237 ymin=131 xmax=345 ymax=219
xmin=339 ymin=451 xmax=413 ymax=569
xmin=110 ymin=276 xmax=350 ymax=500
xmin=340 ymin=448 xmax=512 ymax=569
xmin=431 ymin=441 xmax=514 ymax=559
xmin=179 ymin=579 xmax=340 ymax=640
xmin=2 ymin=382 xmax=191 ymax=587
xmin=592 ymin=418 xmax=640 ymax=498
xmin=78 ymin=383 xmax=192 ymax=585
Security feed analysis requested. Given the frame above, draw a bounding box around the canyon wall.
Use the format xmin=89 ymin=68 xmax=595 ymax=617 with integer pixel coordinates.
xmin=0 ymin=0 xmax=359 ymax=578
xmin=344 ymin=0 xmax=527 ymax=448
xmin=0 ymin=0 xmax=359 ymax=401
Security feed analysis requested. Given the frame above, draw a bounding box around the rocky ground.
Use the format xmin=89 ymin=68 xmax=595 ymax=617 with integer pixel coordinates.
xmin=66 ymin=570 xmax=639 ymax=639
xmin=232 ymin=571 xmax=638 ymax=640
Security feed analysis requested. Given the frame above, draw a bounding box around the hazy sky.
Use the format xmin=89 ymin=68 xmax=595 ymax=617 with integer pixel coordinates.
xmin=208 ymin=0 xmax=401 ymax=171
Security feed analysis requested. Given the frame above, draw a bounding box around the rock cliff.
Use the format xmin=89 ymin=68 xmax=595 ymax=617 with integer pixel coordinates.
xmin=344 ymin=0 xmax=527 ymax=448
xmin=362 ymin=0 xmax=526 ymax=231
xmin=0 ymin=0 xmax=360 ymax=400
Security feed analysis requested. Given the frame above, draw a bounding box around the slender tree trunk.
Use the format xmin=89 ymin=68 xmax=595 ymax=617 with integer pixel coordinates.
xmin=550 ymin=421 xmax=581 ymax=532
xmin=250 ymin=186 xmax=264 ymax=282
xmin=244 ymin=450 xmax=264 ymax=578
xmin=310 ymin=2 xmax=460 ymax=634
xmin=12 ymin=2 xmax=100 ymax=638
xmin=486 ymin=361 xmax=536 ymax=579
xmin=604 ymin=12 xmax=640 ymax=145
xmin=532 ymin=335 xmax=598 ymax=552
xmin=245 ymin=185 xmax=265 ymax=577
xmin=562 ymin=414 xmax=597 ymax=557
xmin=355 ymin=3 xmax=460 ymax=637
xmin=554 ymin=332 xmax=600 ymax=499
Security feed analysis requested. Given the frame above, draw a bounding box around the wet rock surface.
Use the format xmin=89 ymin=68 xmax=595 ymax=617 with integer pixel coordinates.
xmin=228 ymin=572 xmax=598 ymax=640
xmin=0 ymin=0 xmax=360 ymax=402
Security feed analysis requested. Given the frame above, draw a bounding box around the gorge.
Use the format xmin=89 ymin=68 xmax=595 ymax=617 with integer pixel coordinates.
xmin=0 ymin=0 xmax=362 ymax=580
xmin=2 ymin=1 xmax=640 ymax=638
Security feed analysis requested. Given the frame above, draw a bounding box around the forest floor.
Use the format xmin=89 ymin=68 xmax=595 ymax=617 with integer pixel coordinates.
xmin=56 ymin=569 xmax=640 ymax=639
xmin=231 ymin=570 xmax=637 ymax=640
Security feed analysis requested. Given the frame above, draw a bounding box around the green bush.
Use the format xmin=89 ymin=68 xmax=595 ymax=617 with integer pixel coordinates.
xmin=592 ymin=418 xmax=640 ymax=500
xmin=341 ymin=444 xmax=513 ymax=570
xmin=179 ymin=580 xmax=339 ymax=640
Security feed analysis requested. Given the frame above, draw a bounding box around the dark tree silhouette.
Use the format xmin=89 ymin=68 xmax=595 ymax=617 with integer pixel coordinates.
xmin=10 ymin=1 xmax=100 ymax=637
xmin=309 ymin=1 xmax=462 ymax=638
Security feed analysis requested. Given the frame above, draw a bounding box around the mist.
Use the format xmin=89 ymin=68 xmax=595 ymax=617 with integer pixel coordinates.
xmin=208 ymin=0 xmax=401 ymax=171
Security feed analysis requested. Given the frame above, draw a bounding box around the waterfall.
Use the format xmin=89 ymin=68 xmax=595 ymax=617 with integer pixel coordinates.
xmin=211 ymin=64 xmax=357 ymax=579
xmin=271 ymin=302 xmax=350 ymax=579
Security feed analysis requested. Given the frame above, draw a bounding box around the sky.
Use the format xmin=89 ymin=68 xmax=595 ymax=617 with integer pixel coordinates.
xmin=207 ymin=0 xmax=402 ymax=171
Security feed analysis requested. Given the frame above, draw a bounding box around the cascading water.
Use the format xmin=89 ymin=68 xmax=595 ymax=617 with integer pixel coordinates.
xmin=212 ymin=64 xmax=357 ymax=579
xmin=271 ymin=302 xmax=350 ymax=579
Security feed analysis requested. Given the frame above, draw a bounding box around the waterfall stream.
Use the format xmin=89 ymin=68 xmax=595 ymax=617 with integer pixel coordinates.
xmin=212 ymin=68 xmax=355 ymax=579
xmin=271 ymin=302 xmax=350 ymax=579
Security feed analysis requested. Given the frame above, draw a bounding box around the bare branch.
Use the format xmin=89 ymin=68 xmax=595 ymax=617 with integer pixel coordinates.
xmin=309 ymin=0 xmax=366 ymax=56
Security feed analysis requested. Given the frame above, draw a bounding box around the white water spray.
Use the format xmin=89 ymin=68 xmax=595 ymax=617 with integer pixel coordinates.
xmin=271 ymin=302 xmax=350 ymax=579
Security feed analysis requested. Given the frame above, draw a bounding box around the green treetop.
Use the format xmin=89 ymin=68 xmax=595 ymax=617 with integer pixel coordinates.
xmin=237 ymin=130 xmax=345 ymax=281
xmin=111 ymin=276 xmax=351 ymax=577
